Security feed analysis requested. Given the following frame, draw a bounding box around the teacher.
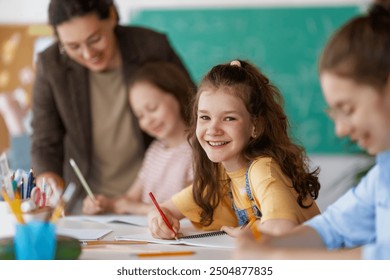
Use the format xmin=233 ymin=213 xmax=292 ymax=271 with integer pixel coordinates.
xmin=31 ymin=0 xmax=193 ymax=213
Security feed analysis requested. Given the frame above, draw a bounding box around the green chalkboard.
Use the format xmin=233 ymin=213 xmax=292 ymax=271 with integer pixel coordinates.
xmin=129 ymin=7 xmax=361 ymax=153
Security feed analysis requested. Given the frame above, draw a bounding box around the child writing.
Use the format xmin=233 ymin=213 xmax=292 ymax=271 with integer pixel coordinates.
xmin=148 ymin=60 xmax=321 ymax=239
xmin=235 ymin=2 xmax=390 ymax=260
xmin=83 ymin=62 xmax=194 ymax=215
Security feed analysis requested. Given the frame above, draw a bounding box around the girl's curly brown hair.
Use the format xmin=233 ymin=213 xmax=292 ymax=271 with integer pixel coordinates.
xmin=189 ymin=60 xmax=320 ymax=226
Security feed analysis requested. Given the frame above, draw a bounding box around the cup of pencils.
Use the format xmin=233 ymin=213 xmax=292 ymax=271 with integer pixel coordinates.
xmin=1 ymin=185 xmax=57 ymax=260
xmin=0 ymin=152 xmax=79 ymax=259
xmin=14 ymin=221 xmax=57 ymax=260
xmin=0 ymin=168 xmax=68 ymax=260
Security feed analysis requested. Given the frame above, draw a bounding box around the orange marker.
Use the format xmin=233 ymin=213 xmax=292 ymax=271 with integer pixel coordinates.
xmin=136 ymin=251 xmax=195 ymax=258
xmin=81 ymin=240 xmax=148 ymax=246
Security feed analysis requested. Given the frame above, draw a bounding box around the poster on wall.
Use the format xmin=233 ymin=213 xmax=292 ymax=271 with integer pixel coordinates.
xmin=0 ymin=24 xmax=52 ymax=169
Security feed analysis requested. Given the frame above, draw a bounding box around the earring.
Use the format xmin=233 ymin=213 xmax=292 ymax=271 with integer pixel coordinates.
xmin=59 ymin=44 xmax=65 ymax=55
xmin=251 ymin=127 xmax=257 ymax=138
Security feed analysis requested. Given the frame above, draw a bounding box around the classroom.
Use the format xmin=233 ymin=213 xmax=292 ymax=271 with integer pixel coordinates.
xmin=1 ymin=0 xmax=389 ymax=275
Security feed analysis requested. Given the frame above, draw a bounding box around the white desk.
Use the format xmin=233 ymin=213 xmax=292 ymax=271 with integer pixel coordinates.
xmin=59 ymin=218 xmax=234 ymax=260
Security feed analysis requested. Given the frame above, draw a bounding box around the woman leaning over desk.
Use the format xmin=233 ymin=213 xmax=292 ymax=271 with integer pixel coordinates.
xmin=30 ymin=0 xmax=193 ymax=213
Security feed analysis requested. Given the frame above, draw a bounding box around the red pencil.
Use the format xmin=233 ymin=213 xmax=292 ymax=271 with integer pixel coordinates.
xmin=149 ymin=192 xmax=177 ymax=239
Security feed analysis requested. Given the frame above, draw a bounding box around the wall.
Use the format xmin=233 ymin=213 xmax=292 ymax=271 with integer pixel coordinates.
xmin=0 ymin=0 xmax=373 ymax=211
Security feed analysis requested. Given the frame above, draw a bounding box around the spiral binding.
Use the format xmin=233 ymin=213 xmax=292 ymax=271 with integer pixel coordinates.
xmin=180 ymin=231 xmax=227 ymax=239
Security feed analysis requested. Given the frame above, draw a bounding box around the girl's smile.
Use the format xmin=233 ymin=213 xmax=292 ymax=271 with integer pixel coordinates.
xmin=196 ymin=89 xmax=255 ymax=172
xmin=130 ymin=82 xmax=187 ymax=147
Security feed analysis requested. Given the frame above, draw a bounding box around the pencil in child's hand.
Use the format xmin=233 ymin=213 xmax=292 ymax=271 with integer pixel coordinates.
xmin=149 ymin=192 xmax=178 ymax=239
xmin=240 ymin=220 xmax=250 ymax=229
xmin=69 ymin=158 xmax=96 ymax=203
xmin=248 ymin=218 xmax=261 ymax=240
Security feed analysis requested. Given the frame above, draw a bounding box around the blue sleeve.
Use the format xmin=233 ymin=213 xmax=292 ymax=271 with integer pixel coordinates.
xmin=363 ymin=244 xmax=390 ymax=259
xmin=305 ymin=166 xmax=378 ymax=249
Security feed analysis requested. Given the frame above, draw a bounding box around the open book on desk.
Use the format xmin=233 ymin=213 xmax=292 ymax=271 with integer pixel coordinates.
xmin=57 ymin=218 xmax=113 ymax=241
xmin=66 ymin=215 xmax=195 ymax=228
xmin=65 ymin=214 xmax=149 ymax=227
xmin=116 ymin=229 xmax=235 ymax=249
xmin=57 ymin=227 xmax=112 ymax=241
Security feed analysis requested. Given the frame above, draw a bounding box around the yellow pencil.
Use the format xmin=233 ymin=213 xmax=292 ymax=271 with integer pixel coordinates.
xmin=1 ymin=188 xmax=24 ymax=224
xmin=248 ymin=218 xmax=262 ymax=241
xmin=50 ymin=203 xmax=64 ymax=223
xmin=50 ymin=182 xmax=76 ymax=223
xmin=136 ymin=251 xmax=195 ymax=258
xmin=81 ymin=240 xmax=148 ymax=246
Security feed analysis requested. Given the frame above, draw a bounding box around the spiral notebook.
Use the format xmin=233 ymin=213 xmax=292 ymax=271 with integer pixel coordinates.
xmin=115 ymin=230 xmax=235 ymax=249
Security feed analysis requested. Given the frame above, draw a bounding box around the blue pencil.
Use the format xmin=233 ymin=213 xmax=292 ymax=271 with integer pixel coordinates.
xmin=26 ymin=169 xmax=35 ymax=198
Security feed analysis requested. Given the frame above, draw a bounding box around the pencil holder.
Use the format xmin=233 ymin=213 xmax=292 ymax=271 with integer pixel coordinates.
xmin=14 ymin=221 xmax=56 ymax=260
xmin=0 ymin=201 xmax=15 ymax=237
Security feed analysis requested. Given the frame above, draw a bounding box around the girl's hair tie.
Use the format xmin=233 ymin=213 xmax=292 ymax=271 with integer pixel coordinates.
xmin=230 ymin=60 xmax=241 ymax=67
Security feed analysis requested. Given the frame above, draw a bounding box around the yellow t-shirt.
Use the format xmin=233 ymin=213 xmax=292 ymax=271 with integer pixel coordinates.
xmin=172 ymin=157 xmax=320 ymax=231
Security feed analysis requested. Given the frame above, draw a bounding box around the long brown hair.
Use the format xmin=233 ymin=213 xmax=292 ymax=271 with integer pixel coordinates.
xmin=128 ymin=62 xmax=194 ymax=126
xmin=319 ymin=2 xmax=390 ymax=90
xmin=189 ymin=60 xmax=320 ymax=226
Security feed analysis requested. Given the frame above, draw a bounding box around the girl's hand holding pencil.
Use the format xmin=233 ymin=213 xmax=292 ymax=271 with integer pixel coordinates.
xmin=148 ymin=210 xmax=181 ymax=240
xmin=148 ymin=195 xmax=181 ymax=240
xmin=82 ymin=194 xmax=110 ymax=215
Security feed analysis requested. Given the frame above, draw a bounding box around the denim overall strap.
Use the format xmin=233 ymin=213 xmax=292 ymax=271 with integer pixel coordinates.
xmin=230 ymin=162 xmax=262 ymax=226
xmin=229 ymin=191 xmax=248 ymax=226
xmin=245 ymin=163 xmax=262 ymax=219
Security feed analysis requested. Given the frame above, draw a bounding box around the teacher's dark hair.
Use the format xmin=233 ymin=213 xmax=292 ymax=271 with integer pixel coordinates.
xmin=48 ymin=0 xmax=119 ymax=29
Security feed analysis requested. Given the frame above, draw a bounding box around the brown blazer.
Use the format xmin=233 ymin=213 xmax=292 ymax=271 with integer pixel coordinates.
xmin=31 ymin=25 xmax=194 ymax=188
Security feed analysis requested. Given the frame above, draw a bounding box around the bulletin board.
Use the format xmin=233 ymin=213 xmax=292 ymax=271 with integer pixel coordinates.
xmin=0 ymin=24 xmax=52 ymax=170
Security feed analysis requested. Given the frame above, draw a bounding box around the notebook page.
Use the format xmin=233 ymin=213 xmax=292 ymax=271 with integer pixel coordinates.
xmin=57 ymin=228 xmax=112 ymax=241
xmin=65 ymin=214 xmax=148 ymax=227
xmin=56 ymin=217 xmax=113 ymax=240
